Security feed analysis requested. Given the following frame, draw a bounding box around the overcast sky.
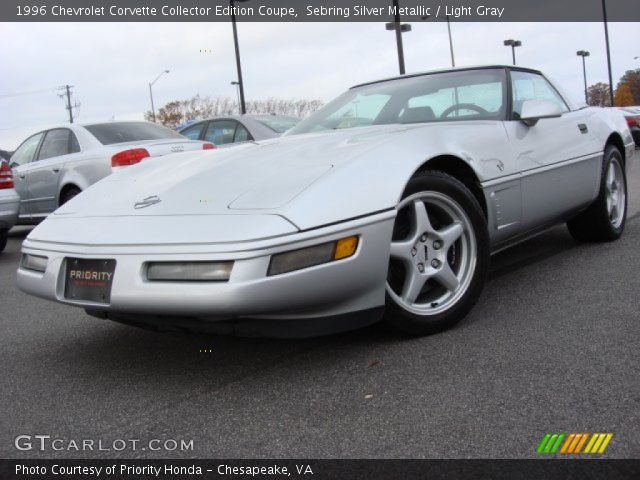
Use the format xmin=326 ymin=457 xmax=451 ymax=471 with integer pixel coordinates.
xmin=1 ymin=21 xmax=638 ymax=149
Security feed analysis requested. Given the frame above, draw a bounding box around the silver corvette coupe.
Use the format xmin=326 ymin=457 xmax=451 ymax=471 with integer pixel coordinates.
xmin=17 ymin=66 xmax=634 ymax=337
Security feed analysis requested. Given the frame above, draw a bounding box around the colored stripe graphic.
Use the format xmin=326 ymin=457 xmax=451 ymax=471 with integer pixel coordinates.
xmin=537 ymin=433 xmax=565 ymax=454
xmin=574 ymin=433 xmax=589 ymax=453
xmin=537 ymin=433 xmax=613 ymax=454
xmin=560 ymin=433 xmax=575 ymax=453
xmin=597 ymin=433 xmax=613 ymax=453
xmin=584 ymin=433 xmax=599 ymax=453
xmin=537 ymin=434 xmax=552 ymax=454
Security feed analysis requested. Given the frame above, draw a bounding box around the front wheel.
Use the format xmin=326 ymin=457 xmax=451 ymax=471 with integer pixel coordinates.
xmin=384 ymin=171 xmax=490 ymax=335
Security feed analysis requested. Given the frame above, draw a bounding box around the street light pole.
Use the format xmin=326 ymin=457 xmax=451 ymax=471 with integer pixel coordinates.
xmin=601 ymin=0 xmax=615 ymax=106
xmin=577 ymin=50 xmax=590 ymax=105
xmin=446 ymin=15 xmax=455 ymax=67
xmin=230 ymin=0 xmax=249 ymax=114
xmin=386 ymin=0 xmax=411 ymax=75
xmin=148 ymin=69 xmax=169 ymax=123
xmin=420 ymin=14 xmax=455 ymax=68
xmin=503 ymin=39 xmax=522 ymax=65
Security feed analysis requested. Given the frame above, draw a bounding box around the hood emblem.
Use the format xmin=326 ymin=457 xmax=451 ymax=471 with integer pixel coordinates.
xmin=134 ymin=195 xmax=161 ymax=209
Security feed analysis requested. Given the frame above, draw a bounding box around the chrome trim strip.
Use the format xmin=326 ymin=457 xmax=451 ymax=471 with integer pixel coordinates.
xmin=481 ymin=151 xmax=602 ymax=188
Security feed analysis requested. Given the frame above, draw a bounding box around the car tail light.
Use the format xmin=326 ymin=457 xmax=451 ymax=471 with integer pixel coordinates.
xmin=202 ymin=143 xmax=215 ymax=150
xmin=111 ymin=148 xmax=150 ymax=169
xmin=0 ymin=161 xmax=14 ymax=189
xmin=626 ymin=117 xmax=638 ymax=127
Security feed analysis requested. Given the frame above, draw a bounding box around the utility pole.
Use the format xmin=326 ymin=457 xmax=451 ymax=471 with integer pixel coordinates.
xmin=57 ymin=85 xmax=79 ymax=123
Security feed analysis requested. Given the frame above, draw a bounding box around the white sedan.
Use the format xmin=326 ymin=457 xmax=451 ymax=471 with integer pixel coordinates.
xmin=16 ymin=66 xmax=634 ymax=337
xmin=9 ymin=121 xmax=213 ymax=224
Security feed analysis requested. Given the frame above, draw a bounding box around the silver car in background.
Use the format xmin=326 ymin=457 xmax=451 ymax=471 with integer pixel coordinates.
xmin=179 ymin=115 xmax=300 ymax=146
xmin=0 ymin=160 xmax=19 ymax=252
xmin=10 ymin=121 xmax=213 ymax=224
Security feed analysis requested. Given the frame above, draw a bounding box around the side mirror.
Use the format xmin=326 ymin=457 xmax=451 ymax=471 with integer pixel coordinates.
xmin=519 ymin=99 xmax=563 ymax=126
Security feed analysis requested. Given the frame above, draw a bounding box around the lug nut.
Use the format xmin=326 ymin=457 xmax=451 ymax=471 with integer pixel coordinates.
xmin=433 ymin=240 xmax=442 ymax=250
xmin=420 ymin=234 xmax=427 ymax=242
xmin=431 ymin=259 xmax=441 ymax=268
xmin=417 ymin=263 xmax=425 ymax=272
xmin=411 ymin=247 xmax=417 ymax=256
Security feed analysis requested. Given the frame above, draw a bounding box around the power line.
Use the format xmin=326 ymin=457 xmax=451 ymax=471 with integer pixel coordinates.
xmin=0 ymin=88 xmax=56 ymax=100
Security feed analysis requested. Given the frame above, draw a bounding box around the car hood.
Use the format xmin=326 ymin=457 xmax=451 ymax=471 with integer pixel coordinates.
xmin=54 ymin=124 xmax=420 ymax=219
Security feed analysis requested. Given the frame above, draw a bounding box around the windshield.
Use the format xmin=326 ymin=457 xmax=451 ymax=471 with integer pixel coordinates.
xmin=253 ymin=115 xmax=300 ymax=133
xmin=84 ymin=122 xmax=184 ymax=145
xmin=288 ymin=69 xmax=506 ymax=135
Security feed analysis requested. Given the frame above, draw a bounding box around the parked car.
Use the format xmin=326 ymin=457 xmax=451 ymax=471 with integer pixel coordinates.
xmin=17 ymin=66 xmax=634 ymax=338
xmin=0 ymin=149 xmax=13 ymax=162
xmin=179 ymin=115 xmax=300 ymax=145
xmin=0 ymin=160 xmax=19 ymax=253
xmin=9 ymin=121 xmax=214 ymax=224
xmin=616 ymin=106 xmax=640 ymax=147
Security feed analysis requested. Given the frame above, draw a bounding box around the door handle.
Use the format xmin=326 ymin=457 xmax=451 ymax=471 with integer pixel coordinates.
xmin=18 ymin=174 xmax=25 ymax=179
xmin=52 ymin=168 xmax=60 ymax=173
xmin=578 ymin=124 xmax=588 ymax=134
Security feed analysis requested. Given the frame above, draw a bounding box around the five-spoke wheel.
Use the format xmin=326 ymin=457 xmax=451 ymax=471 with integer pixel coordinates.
xmin=384 ymin=171 xmax=489 ymax=335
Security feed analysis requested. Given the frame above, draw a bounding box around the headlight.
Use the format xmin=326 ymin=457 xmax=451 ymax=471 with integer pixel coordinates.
xmin=146 ymin=261 xmax=233 ymax=282
xmin=268 ymin=236 xmax=359 ymax=276
xmin=21 ymin=254 xmax=48 ymax=273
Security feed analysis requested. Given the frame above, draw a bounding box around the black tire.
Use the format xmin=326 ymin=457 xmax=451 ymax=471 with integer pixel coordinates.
xmin=384 ymin=171 xmax=490 ymax=335
xmin=0 ymin=229 xmax=7 ymax=253
xmin=60 ymin=186 xmax=81 ymax=205
xmin=567 ymin=145 xmax=627 ymax=242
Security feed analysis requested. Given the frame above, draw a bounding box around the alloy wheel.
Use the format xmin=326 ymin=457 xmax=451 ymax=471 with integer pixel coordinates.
xmin=386 ymin=191 xmax=477 ymax=316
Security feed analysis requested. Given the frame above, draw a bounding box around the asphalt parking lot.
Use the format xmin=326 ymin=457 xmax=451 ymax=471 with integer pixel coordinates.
xmin=1 ymin=157 xmax=639 ymax=460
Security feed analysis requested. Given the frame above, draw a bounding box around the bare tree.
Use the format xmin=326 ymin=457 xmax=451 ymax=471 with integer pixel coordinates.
xmin=146 ymin=95 xmax=324 ymax=128
xmin=587 ymin=82 xmax=612 ymax=107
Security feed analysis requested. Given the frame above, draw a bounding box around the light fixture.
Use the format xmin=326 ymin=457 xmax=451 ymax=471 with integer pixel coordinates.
xmin=146 ymin=261 xmax=233 ymax=282
xmin=268 ymin=236 xmax=359 ymax=276
xmin=21 ymin=254 xmax=48 ymax=273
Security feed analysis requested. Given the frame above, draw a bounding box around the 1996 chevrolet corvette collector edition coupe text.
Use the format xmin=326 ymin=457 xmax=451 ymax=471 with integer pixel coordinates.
xmin=16 ymin=66 xmax=635 ymax=337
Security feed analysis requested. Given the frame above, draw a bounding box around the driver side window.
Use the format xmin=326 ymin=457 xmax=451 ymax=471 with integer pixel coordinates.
xmin=405 ymin=74 xmax=504 ymax=120
xmin=511 ymin=71 xmax=569 ymax=118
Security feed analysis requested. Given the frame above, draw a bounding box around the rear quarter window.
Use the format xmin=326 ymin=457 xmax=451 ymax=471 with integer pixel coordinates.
xmin=84 ymin=122 xmax=183 ymax=145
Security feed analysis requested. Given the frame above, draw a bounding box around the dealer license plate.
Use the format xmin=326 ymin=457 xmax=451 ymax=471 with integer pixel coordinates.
xmin=64 ymin=258 xmax=116 ymax=304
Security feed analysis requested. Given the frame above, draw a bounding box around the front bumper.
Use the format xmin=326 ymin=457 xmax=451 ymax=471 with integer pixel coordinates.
xmin=0 ymin=189 xmax=20 ymax=231
xmin=17 ymin=211 xmax=395 ymax=322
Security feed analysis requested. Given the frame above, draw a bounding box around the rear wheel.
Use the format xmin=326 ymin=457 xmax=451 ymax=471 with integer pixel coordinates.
xmin=0 ymin=229 xmax=7 ymax=253
xmin=567 ymin=145 xmax=627 ymax=242
xmin=384 ymin=171 xmax=490 ymax=335
xmin=60 ymin=186 xmax=81 ymax=205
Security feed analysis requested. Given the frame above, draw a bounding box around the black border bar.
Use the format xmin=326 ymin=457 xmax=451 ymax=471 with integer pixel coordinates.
xmin=2 ymin=459 xmax=640 ymax=480
xmin=2 ymin=0 xmax=639 ymax=22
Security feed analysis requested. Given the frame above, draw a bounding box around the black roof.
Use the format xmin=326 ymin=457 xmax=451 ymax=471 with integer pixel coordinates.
xmin=351 ymin=65 xmax=542 ymax=89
